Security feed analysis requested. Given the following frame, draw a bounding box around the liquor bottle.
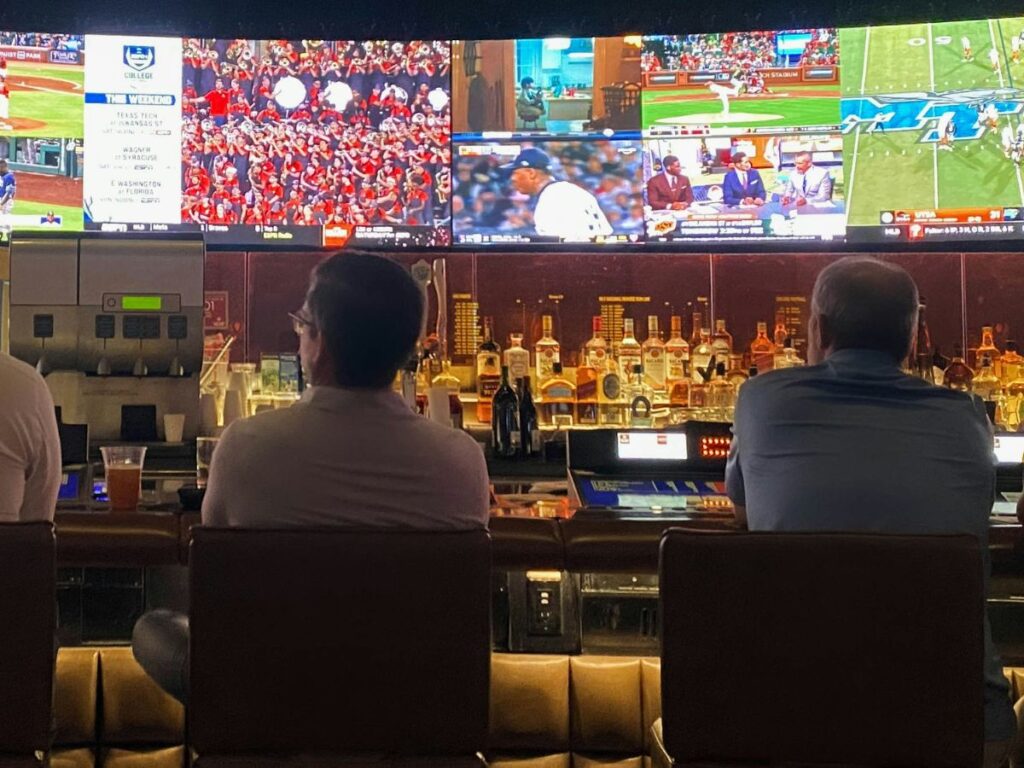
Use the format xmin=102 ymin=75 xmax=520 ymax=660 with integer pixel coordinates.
xmin=773 ymin=313 xmax=788 ymax=348
xmin=913 ymin=300 xmax=934 ymax=382
xmin=691 ymin=329 xmax=714 ymax=383
xmin=725 ymin=355 xmax=749 ymax=388
xmin=491 ymin=366 xmax=520 ymax=458
xmin=598 ymin=365 xmax=624 ymax=426
xmin=539 ymin=362 xmax=576 ymax=427
xmin=476 ymin=317 xmax=502 ymax=423
xmin=749 ymin=321 xmax=776 ymax=373
xmin=977 ymin=325 xmax=1002 ymax=379
xmin=780 ymin=338 xmax=804 ymax=368
xmin=519 ymin=376 xmax=542 ymax=457
xmin=1004 ymin=367 xmax=1024 ymax=430
xmin=584 ymin=316 xmax=609 ymax=370
xmin=711 ymin=318 xmax=733 ymax=360
xmin=576 ymin=355 xmax=600 ymax=425
xmin=668 ymin=377 xmax=690 ymax=412
xmin=665 ymin=315 xmax=690 ymax=384
xmin=942 ymin=344 xmax=974 ymax=392
xmin=708 ymin=361 xmax=736 ymax=414
xmin=689 ymin=311 xmax=703 ymax=350
xmin=642 ymin=315 xmax=667 ymax=391
xmin=689 ymin=357 xmax=712 ymax=408
xmin=535 ymin=314 xmax=561 ymax=384
xmin=504 ymin=333 xmax=531 ymax=386
xmin=618 ymin=318 xmax=643 ymax=380
xmin=1001 ymin=340 xmax=1024 ymax=385
xmin=431 ymin=359 xmax=464 ymax=430
xmin=973 ymin=354 xmax=1001 ymax=401
xmin=624 ymin=364 xmax=654 ymax=427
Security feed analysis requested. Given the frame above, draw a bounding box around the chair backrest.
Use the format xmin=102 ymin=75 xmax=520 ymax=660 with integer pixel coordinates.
xmin=659 ymin=529 xmax=985 ymax=768
xmin=189 ymin=526 xmax=491 ymax=757
xmin=0 ymin=522 xmax=56 ymax=756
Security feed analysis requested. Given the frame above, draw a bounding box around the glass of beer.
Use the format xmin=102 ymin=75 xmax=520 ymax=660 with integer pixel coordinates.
xmin=100 ymin=446 xmax=147 ymax=512
xmin=196 ymin=437 xmax=220 ymax=489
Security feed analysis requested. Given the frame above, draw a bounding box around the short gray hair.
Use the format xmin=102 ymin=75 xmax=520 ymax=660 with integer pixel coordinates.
xmin=811 ymin=257 xmax=919 ymax=362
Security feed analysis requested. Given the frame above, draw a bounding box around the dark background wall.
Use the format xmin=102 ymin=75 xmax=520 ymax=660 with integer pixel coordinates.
xmin=2 ymin=0 xmax=1023 ymax=43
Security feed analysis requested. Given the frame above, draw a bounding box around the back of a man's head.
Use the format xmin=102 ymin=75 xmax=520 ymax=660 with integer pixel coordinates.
xmin=306 ymin=251 xmax=423 ymax=388
xmin=811 ymin=257 xmax=919 ymax=363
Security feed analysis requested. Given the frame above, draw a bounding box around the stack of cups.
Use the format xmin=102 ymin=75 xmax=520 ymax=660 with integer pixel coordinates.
xmin=222 ymin=389 xmax=245 ymax=427
xmin=199 ymin=393 xmax=219 ymax=434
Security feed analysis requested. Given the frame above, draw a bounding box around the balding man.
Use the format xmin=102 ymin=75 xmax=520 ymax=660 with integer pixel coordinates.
xmin=726 ymin=256 xmax=1017 ymax=765
xmin=781 ymin=151 xmax=832 ymax=206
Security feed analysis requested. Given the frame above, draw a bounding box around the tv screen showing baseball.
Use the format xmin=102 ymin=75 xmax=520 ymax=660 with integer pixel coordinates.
xmin=180 ymin=38 xmax=452 ymax=247
xmin=452 ymin=138 xmax=645 ymax=244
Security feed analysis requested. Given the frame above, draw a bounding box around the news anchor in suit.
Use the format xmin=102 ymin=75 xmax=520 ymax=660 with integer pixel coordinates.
xmin=646 ymin=155 xmax=694 ymax=210
xmin=722 ymin=152 xmax=766 ymax=206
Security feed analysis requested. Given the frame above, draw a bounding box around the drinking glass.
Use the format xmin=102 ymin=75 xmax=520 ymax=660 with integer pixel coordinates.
xmin=196 ymin=437 xmax=220 ymax=489
xmin=100 ymin=446 xmax=147 ymax=512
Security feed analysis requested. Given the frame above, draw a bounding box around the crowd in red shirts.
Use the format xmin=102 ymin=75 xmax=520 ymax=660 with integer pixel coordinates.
xmin=641 ymin=30 xmax=839 ymax=73
xmin=181 ymin=39 xmax=451 ymax=236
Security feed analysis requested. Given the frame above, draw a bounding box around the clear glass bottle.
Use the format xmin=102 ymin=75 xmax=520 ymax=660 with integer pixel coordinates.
xmin=707 ymin=361 xmax=736 ymax=418
xmin=539 ymin=362 xmax=576 ymax=427
xmin=665 ymin=315 xmax=690 ymax=385
xmin=973 ymin=354 xmax=1001 ymax=401
xmin=431 ymin=359 xmax=464 ymax=430
xmin=642 ymin=315 xmax=667 ymax=391
xmin=504 ymin=333 xmax=531 ymax=386
xmin=774 ymin=337 xmax=803 ymax=369
xmin=691 ymin=328 xmax=714 ymax=383
xmin=1004 ymin=366 xmax=1024 ymax=430
xmin=584 ymin=316 xmax=609 ymax=370
xmin=476 ymin=317 xmax=501 ymax=423
xmin=618 ymin=318 xmax=643 ymax=380
xmin=725 ymin=354 xmax=749 ymax=388
xmin=519 ymin=376 xmax=542 ymax=457
xmin=624 ymin=364 xmax=655 ymax=427
xmin=711 ymin=318 xmax=733 ymax=360
xmin=534 ymin=314 xmax=561 ymax=384
xmin=491 ymin=365 xmax=520 ymax=458
xmin=942 ymin=344 xmax=974 ymax=392
xmin=977 ymin=325 xmax=1002 ymax=379
xmin=749 ymin=321 xmax=776 ymax=373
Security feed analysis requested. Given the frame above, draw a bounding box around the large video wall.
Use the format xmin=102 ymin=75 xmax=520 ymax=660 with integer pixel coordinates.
xmin=2 ymin=20 xmax=1024 ymax=248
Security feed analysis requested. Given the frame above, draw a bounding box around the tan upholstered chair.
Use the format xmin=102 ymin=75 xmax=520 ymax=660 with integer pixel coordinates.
xmin=0 ymin=522 xmax=56 ymax=768
xmin=188 ymin=527 xmax=491 ymax=767
xmin=655 ymin=529 xmax=986 ymax=768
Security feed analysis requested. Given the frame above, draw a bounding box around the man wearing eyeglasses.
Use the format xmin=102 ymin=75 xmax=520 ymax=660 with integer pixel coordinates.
xmin=133 ymin=251 xmax=490 ymax=704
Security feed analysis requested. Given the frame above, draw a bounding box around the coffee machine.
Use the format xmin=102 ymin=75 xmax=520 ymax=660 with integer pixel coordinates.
xmin=9 ymin=234 xmax=205 ymax=442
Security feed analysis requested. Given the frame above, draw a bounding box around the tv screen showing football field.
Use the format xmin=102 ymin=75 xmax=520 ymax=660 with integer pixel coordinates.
xmin=841 ymin=17 xmax=1024 ymax=242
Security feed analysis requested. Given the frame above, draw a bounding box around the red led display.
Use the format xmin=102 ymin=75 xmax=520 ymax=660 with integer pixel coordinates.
xmin=699 ymin=435 xmax=731 ymax=460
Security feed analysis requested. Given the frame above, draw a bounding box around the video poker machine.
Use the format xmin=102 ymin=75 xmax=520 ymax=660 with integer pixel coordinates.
xmin=567 ymin=422 xmax=734 ymax=518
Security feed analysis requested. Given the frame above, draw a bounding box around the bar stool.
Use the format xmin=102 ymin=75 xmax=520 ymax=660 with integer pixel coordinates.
xmin=653 ymin=529 xmax=985 ymax=768
xmin=0 ymin=522 xmax=56 ymax=768
xmin=188 ymin=526 xmax=491 ymax=767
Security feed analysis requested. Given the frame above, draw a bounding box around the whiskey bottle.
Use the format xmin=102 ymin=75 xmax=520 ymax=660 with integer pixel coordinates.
xmin=539 ymin=362 xmax=576 ymax=427
xmin=1004 ymin=366 xmax=1024 ymax=430
xmin=749 ymin=321 xmax=776 ymax=373
xmin=431 ymin=359 xmax=464 ymax=430
xmin=504 ymin=333 xmax=531 ymax=386
xmin=598 ymin=365 xmax=625 ymax=426
xmin=642 ymin=315 xmax=667 ymax=391
xmin=535 ymin=314 xmax=561 ymax=384
xmin=774 ymin=337 xmax=804 ymax=369
xmin=711 ymin=318 xmax=733 ymax=360
xmin=1001 ymin=340 xmax=1024 ymax=385
xmin=519 ymin=376 xmax=542 ymax=457
xmin=773 ymin=313 xmax=788 ymax=348
xmin=942 ymin=344 xmax=974 ymax=392
xmin=618 ymin=318 xmax=643 ymax=380
xmin=725 ymin=355 xmax=749 ymax=388
xmin=665 ymin=315 xmax=690 ymax=384
xmin=691 ymin=329 xmax=714 ymax=383
xmin=476 ymin=317 xmax=502 ymax=423
xmin=689 ymin=311 xmax=703 ymax=350
xmin=973 ymin=354 xmax=1001 ymax=401
xmin=977 ymin=325 xmax=1002 ymax=379
xmin=576 ymin=355 xmax=600 ymax=425
xmin=491 ymin=365 xmax=520 ymax=458
xmin=584 ymin=316 xmax=609 ymax=370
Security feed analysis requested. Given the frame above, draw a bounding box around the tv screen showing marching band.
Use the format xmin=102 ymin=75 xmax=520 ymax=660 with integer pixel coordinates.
xmin=0 ymin=21 xmax=1023 ymax=248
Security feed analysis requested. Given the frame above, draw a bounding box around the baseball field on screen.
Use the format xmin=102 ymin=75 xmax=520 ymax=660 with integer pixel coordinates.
xmin=1 ymin=60 xmax=83 ymax=138
xmin=841 ymin=17 xmax=1024 ymax=227
xmin=643 ymin=83 xmax=840 ymax=132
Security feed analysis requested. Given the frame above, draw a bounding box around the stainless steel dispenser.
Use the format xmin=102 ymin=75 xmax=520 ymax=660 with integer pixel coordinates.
xmin=9 ymin=235 xmax=205 ymax=442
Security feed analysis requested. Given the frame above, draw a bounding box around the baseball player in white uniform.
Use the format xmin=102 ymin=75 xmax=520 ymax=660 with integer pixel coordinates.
xmin=501 ymin=147 xmax=613 ymax=242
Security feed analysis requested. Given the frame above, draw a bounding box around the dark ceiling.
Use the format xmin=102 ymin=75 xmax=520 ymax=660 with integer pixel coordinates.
xmin=1 ymin=0 xmax=1023 ymax=40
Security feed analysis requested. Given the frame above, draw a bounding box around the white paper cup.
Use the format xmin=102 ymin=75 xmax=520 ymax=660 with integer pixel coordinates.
xmin=163 ymin=413 xmax=186 ymax=443
xmin=427 ymin=386 xmax=452 ymax=428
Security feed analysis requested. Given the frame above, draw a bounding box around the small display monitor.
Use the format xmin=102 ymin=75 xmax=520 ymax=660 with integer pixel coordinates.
xmin=994 ymin=433 xmax=1024 ymax=464
xmin=616 ymin=431 xmax=688 ymax=461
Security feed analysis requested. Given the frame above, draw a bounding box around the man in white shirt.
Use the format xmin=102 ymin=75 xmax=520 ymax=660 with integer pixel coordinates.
xmin=0 ymin=352 xmax=61 ymax=522
xmin=502 ymin=147 xmax=613 ymax=242
xmin=781 ymin=151 xmax=833 ymax=206
xmin=133 ymin=251 xmax=491 ymax=702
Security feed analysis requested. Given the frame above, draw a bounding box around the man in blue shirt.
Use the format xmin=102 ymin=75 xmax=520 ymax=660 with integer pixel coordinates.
xmin=726 ymin=256 xmax=1017 ymax=765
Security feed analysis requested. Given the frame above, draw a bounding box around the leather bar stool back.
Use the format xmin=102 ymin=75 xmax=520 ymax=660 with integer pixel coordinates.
xmin=0 ymin=522 xmax=56 ymax=768
xmin=659 ymin=529 xmax=985 ymax=768
xmin=189 ymin=527 xmax=491 ymax=766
